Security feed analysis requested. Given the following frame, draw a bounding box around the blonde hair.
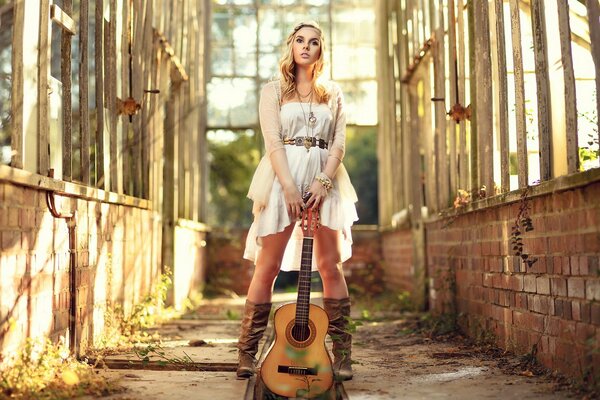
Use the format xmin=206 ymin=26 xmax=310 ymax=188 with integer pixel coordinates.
xmin=279 ymin=21 xmax=330 ymax=104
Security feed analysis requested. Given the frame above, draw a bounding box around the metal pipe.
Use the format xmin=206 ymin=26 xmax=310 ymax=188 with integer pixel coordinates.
xmin=45 ymin=169 xmax=78 ymax=357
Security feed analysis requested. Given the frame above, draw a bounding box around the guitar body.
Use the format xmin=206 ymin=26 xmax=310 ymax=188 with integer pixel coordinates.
xmin=261 ymin=303 xmax=333 ymax=398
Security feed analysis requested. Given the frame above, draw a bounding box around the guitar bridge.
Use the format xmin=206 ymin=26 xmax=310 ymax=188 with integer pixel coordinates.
xmin=277 ymin=365 xmax=318 ymax=376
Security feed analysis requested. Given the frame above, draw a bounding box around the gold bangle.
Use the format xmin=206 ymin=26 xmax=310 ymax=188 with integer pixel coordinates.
xmin=315 ymin=172 xmax=333 ymax=191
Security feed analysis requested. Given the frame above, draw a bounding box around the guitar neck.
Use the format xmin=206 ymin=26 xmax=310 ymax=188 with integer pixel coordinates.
xmin=295 ymin=236 xmax=313 ymax=326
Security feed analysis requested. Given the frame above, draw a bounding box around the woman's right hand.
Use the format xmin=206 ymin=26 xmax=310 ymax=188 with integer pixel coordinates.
xmin=282 ymin=183 xmax=304 ymax=220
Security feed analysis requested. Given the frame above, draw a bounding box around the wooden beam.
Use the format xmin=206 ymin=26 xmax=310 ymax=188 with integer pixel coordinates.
xmin=109 ymin=0 xmax=118 ymax=193
xmin=457 ymin=0 xmax=469 ymax=190
xmin=509 ymin=0 xmax=528 ymax=188
xmin=473 ymin=0 xmax=494 ymax=194
xmin=80 ymin=0 xmax=90 ymax=185
xmin=494 ymin=0 xmax=510 ymax=191
xmin=11 ymin=0 xmax=24 ymax=169
xmin=586 ymin=0 xmax=600 ymax=151
xmin=95 ymin=0 xmax=106 ymax=189
xmin=557 ymin=1 xmax=579 ymax=174
xmin=38 ymin=0 xmax=50 ymax=175
xmin=61 ymin=0 xmax=73 ymax=181
xmin=51 ymin=4 xmax=77 ymax=36
xmin=448 ymin=0 xmax=458 ymax=197
xmin=530 ymin=0 xmax=552 ymax=182
xmin=434 ymin=1 xmax=449 ymax=210
xmin=468 ymin=0 xmax=478 ymax=191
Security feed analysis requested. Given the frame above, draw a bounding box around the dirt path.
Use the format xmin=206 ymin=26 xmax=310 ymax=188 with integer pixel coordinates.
xmin=347 ymin=315 xmax=576 ymax=399
xmin=84 ymin=295 xmax=583 ymax=399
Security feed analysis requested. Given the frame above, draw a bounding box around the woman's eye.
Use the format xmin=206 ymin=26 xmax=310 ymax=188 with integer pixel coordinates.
xmin=296 ymin=38 xmax=303 ymax=43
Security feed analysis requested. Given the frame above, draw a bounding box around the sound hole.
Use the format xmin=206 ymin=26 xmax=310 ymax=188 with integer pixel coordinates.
xmin=291 ymin=323 xmax=311 ymax=342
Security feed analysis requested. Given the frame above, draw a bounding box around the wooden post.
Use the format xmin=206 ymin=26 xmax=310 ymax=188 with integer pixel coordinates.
xmin=457 ymin=0 xmax=469 ymax=190
xmin=586 ymin=0 xmax=600 ymax=153
xmin=434 ymin=2 xmax=449 ymax=210
xmin=473 ymin=0 xmax=493 ymax=194
xmin=376 ymin=0 xmax=392 ymax=225
xmin=467 ymin=0 xmax=478 ymax=191
xmin=10 ymin=0 xmax=24 ymax=169
xmin=61 ymin=0 xmax=73 ymax=181
xmin=95 ymin=0 xmax=105 ymax=189
xmin=530 ymin=0 xmax=552 ymax=182
xmin=556 ymin=1 xmax=579 ymax=174
xmin=509 ymin=0 xmax=528 ymax=188
xmin=494 ymin=0 xmax=510 ymax=192
xmin=38 ymin=0 xmax=50 ymax=175
xmin=109 ymin=0 xmax=118 ymax=193
xmin=80 ymin=0 xmax=90 ymax=185
xmin=448 ymin=0 xmax=458 ymax=197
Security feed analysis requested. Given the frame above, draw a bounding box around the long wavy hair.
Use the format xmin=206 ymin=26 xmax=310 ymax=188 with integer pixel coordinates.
xmin=279 ymin=21 xmax=330 ymax=104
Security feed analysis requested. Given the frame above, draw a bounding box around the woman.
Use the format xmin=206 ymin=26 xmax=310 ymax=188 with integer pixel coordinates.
xmin=237 ymin=21 xmax=358 ymax=382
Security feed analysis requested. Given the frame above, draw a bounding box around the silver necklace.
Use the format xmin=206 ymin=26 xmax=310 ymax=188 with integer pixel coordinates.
xmin=296 ymin=89 xmax=317 ymax=151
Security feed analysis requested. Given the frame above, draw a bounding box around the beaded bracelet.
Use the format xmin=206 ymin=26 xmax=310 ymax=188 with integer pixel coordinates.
xmin=315 ymin=172 xmax=333 ymax=191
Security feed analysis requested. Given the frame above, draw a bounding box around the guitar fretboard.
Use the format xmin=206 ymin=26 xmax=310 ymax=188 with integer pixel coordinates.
xmin=295 ymin=236 xmax=313 ymax=327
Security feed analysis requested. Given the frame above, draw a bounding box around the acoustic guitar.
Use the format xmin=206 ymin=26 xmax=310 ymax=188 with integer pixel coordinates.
xmin=260 ymin=203 xmax=334 ymax=398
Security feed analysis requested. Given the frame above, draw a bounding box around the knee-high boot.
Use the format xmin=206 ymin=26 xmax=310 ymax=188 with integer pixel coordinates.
xmin=323 ymin=297 xmax=353 ymax=381
xmin=236 ymin=299 xmax=272 ymax=378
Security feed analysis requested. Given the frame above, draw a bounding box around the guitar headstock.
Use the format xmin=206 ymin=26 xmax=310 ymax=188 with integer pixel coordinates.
xmin=300 ymin=192 xmax=320 ymax=238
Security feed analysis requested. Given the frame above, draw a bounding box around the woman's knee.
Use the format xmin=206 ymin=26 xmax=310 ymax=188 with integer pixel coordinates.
xmin=318 ymin=259 xmax=344 ymax=282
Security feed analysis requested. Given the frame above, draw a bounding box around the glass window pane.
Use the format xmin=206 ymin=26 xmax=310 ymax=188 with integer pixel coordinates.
xmin=233 ymin=10 xmax=257 ymax=49
xmin=212 ymin=7 xmax=232 ymax=44
xmin=340 ymin=80 xmax=377 ymax=126
xmin=211 ymin=47 xmax=234 ymax=76
xmin=230 ymin=78 xmax=257 ymax=126
xmin=234 ymin=47 xmax=257 ymax=76
xmin=259 ymin=52 xmax=280 ymax=80
xmin=332 ymin=47 xmax=375 ymax=80
xmin=207 ymin=78 xmax=231 ymax=126
xmin=258 ymin=8 xmax=284 ymax=51
xmin=207 ymin=78 xmax=257 ymax=127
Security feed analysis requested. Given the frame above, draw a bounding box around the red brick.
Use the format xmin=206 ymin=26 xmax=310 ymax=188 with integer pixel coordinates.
xmin=572 ymin=301 xmax=581 ymax=321
xmin=510 ymin=275 xmax=524 ymax=291
xmin=536 ymin=276 xmax=550 ymax=294
xmin=583 ymin=232 xmax=600 ymax=253
xmin=515 ymin=293 xmax=528 ymax=309
xmin=571 ymin=255 xmax=580 ymax=275
xmin=524 ymin=275 xmax=537 ymax=293
xmin=567 ymin=278 xmax=585 ymax=299
xmin=579 ymin=256 xmax=589 ymax=276
xmin=580 ymin=301 xmax=591 ymax=323
xmin=585 ymin=279 xmax=600 ymax=301
xmin=551 ymin=277 xmax=567 ymax=297
xmin=591 ymin=303 xmax=600 ymax=325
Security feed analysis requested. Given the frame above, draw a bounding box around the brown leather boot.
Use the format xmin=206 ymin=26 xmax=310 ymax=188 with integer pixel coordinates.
xmin=236 ymin=299 xmax=272 ymax=378
xmin=323 ymin=297 xmax=353 ymax=381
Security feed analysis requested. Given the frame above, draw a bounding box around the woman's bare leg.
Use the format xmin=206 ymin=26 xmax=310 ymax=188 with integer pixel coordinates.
xmin=246 ymin=223 xmax=295 ymax=303
xmin=314 ymin=226 xmax=348 ymax=299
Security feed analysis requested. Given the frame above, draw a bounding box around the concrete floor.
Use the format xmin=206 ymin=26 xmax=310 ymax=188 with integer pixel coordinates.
xmin=84 ymin=294 xmax=577 ymax=400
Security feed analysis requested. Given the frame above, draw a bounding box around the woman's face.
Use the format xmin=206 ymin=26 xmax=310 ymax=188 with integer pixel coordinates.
xmin=292 ymin=27 xmax=321 ymax=67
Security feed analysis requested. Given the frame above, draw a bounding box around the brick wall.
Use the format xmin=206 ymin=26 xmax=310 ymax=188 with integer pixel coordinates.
xmin=381 ymin=229 xmax=414 ymax=292
xmin=382 ymin=180 xmax=600 ymax=382
xmin=0 ymin=180 xmax=162 ymax=356
xmin=207 ymin=226 xmax=383 ymax=296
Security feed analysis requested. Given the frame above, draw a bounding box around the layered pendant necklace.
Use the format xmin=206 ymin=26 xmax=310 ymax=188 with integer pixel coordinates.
xmin=297 ymin=87 xmax=317 ymax=152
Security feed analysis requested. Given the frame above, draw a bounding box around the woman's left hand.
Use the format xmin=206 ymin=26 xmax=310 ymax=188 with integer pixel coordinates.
xmin=305 ymin=179 xmax=328 ymax=210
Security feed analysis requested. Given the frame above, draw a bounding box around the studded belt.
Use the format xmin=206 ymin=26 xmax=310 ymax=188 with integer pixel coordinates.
xmin=283 ymin=137 xmax=328 ymax=150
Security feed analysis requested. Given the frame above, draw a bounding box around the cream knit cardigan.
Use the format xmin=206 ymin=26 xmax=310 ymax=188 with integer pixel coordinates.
xmin=247 ymin=79 xmax=358 ymax=216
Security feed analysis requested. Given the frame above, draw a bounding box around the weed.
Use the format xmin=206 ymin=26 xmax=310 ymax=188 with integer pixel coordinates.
xmin=510 ymin=185 xmax=538 ymax=268
xmin=132 ymin=343 xmax=194 ymax=368
xmin=0 ymin=337 xmax=124 ymax=400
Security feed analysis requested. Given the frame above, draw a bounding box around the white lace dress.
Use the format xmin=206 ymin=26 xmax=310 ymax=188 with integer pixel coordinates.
xmin=243 ymin=96 xmax=359 ymax=271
